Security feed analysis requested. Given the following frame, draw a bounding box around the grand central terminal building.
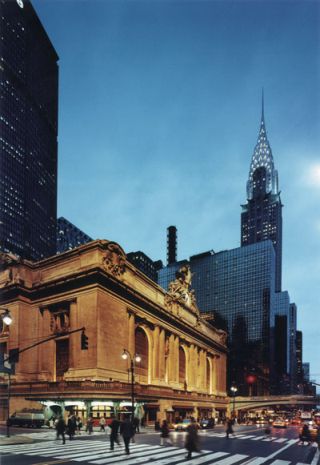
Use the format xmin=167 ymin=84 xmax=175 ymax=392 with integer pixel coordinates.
xmin=0 ymin=240 xmax=228 ymax=424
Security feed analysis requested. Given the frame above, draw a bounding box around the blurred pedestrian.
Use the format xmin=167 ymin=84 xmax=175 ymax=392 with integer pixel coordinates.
xmin=76 ymin=416 xmax=82 ymax=435
xmin=86 ymin=416 xmax=94 ymax=435
xmin=67 ymin=414 xmax=77 ymax=440
xmin=99 ymin=416 xmax=106 ymax=432
xmin=55 ymin=416 xmax=66 ymax=444
xmin=109 ymin=414 xmax=121 ymax=450
xmin=226 ymin=418 xmax=235 ymax=439
xmin=133 ymin=417 xmax=140 ymax=433
xmin=160 ymin=419 xmax=172 ymax=446
xmin=120 ymin=417 xmax=134 ymax=455
xmin=185 ymin=417 xmax=200 ymax=460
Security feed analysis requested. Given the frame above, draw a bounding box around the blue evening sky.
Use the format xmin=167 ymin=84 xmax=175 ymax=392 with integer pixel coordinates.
xmin=33 ymin=0 xmax=320 ymax=386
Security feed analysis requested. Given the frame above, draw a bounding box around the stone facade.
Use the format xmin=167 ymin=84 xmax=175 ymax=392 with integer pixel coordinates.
xmin=0 ymin=241 xmax=227 ymax=424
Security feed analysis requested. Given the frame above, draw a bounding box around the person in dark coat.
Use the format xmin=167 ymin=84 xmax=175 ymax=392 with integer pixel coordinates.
xmin=120 ymin=417 xmax=134 ymax=454
xmin=185 ymin=418 xmax=200 ymax=459
xmin=160 ymin=419 xmax=172 ymax=446
xmin=109 ymin=414 xmax=121 ymax=450
xmin=56 ymin=416 xmax=66 ymax=444
xmin=299 ymin=424 xmax=311 ymax=444
xmin=226 ymin=418 xmax=235 ymax=439
xmin=132 ymin=416 xmax=140 ymax=433
xmin=67 ymin=414 xmax=77 ymax=440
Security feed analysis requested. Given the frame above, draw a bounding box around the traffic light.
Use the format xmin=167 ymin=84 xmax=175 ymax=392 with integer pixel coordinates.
xmin=9 ymin=348 xmax=19 ymax=364
xmin=81 ymin=330 xmax=88 ymax=350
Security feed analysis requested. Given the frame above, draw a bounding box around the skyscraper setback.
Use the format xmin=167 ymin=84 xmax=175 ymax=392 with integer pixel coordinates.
xmin=0 ymin=0 xmax=59 ymax=260
xmin=241 ymin=96 xmax=283 ymax=291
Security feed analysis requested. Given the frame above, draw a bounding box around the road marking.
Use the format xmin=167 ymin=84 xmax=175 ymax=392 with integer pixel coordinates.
xmin=178 ymin=452 xmax=231 ymax=465
xmin=311 ymin=448 xmax=320 ymax=465
xmin=237 ymin=435 xmax=256 ymax=440
xmin=244 ymin=439 xmax=299 ymax=465
xmin=270 ymin=461 xmax=291 ymax=465
xmin=274 ymin=438 xmax=288 ymax=443
xmin=148 ymin=451 xmax=228 ymax=465
xmin=31 ymin=461 xmax=70 ymax=465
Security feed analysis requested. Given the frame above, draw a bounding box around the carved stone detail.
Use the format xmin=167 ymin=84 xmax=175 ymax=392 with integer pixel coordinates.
xmin=103 ymin=242 xmax=126 ymax=277
xmin=165 ymin=265 xmax=200 ymax=316
xmin=50 ymin=310 xmax=70 ymax=334
xmin=0 ymin=253 xmax=24 ymax=288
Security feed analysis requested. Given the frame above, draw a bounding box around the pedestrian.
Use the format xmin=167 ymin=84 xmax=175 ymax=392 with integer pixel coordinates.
xmin=99 ymin=416 xmax=106 ymax=432
xmin=109 ymin=414 xmax=121 ymax=450
xmin=133 ymin=416 xmax=140 ymax=433
xmin=77 ymin=416 xmax=83 ymax=435
xmin=315 ymin=426 xmax=320 ymax=449
xmin=120 ymin=417 xmax=134 ymax=455
xmin=299 ymin=424 xmax=311 ymax=445
xmin=67 ymin=414 xmax=77 ymax=440
xmin=86 ymin=416 xmax=94 ymax=435
xmin=185 ymin=417 xmax=200 ymax=460
xmin=226 ymin=418 xmax=235 ymax=439
xmin=160 ymin=419 xmax=172 ymax=446
xmin=55 ymin=416 xmax=66 ymax=444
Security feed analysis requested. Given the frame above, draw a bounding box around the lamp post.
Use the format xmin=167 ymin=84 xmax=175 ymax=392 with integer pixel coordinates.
xmin=0 ymin=308 xmax=13 ymax=438
xmin=230 ymin=386 xmax=238 ymax=418
xmin=121 ymin=349 xmax=141 ymax=422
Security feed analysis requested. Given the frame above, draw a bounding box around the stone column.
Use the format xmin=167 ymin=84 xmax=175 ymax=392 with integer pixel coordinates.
xmin=212 ymin=355 xmax=218 ymax=395
xmin=159 ymin=329 xmax=165 ymax=382
xmin=174 ymin=335 xmax=179 ymax=384
xmin=128 ymin=312 xmax=135 ymax=355
xmin=152 ymin=325 xmax=160 ymax=383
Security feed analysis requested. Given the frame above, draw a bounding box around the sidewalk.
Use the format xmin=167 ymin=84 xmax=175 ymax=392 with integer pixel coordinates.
xmin=0 ymin=435 xmax=34 ymax=445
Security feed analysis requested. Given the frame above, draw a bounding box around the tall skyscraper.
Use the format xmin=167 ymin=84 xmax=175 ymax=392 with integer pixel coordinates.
xmin=158 ymin=241 xmax=276 ymax=395
xmin=241 ymin=95 xmax=283 ymax=291
xmin=56 ymin=217 xmax=93 ymax=254
xmin=0 ymin=0 xmax=59 ymax=260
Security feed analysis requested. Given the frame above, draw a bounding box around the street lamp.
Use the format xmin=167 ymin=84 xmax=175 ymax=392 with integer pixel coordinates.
xmin=121 ymin=349 xmax=141 ymax=422
xmin=0 ymin=308 xmax=13 ymax=438
xmin=230 ymin=386 xmax=238 ymax=418
xmin=0 ymin=309 xmax=12 ymax=327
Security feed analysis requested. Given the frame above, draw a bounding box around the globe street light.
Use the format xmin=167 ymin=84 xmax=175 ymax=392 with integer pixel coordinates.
xmin=230 ymin=386 xmax=238 ymax=418
xmin=0 ymin=308 xmax=13 ymax=438
xmin=121 ymin=349 xmax=141 ymax=421
xmin=0 ymin=309 xmax=12 ymax=326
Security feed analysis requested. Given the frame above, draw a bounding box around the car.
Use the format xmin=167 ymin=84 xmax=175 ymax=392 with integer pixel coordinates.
xmin=256 ymin=418 xmax=268 ymax=425
xmin=173 ymin=419 xmax=199 ymax=431
xmin=272 ymin=418 xmax=287 ymax=428
xmin=8 ymin=411 xmax=45 ymax=428
xmin=200 ymin=418 xmax=215 ymax=429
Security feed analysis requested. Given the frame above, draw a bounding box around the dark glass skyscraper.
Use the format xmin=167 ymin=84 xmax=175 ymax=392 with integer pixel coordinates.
xmin=241 ymin=96 xmax=283 ymax=291
xmin=0 ymin=0 xmax=58 ymax=260
xmin=56 ymin=217 xmax=92 ymax=254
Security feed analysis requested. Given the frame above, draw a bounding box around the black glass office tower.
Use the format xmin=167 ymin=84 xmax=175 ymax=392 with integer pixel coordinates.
xmin=0 ymin=0 xmax=58 ymax=260
xmin=241 ymin=97 xmax=283 ymax=291
xmin=56 ymin=218 xmax=93 ymax=254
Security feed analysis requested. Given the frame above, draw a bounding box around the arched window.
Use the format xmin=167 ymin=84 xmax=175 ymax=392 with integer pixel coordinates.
xmin=206 ymin=358 xmax=211 ymax=391
xmin=179 ymin=346 xmax=186 ymax=384
xmin=135 ymin=327 xmax=148 ymax=380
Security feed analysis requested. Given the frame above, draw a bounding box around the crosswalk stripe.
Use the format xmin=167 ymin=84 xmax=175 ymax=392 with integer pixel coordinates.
xmin=145 ymin=450 xmax=225 ymax=465
xmin=274 ymin=438 xmax=287 ymax=443
xmin=237 ymin=435 xmax=256 ymax=440
xmin=180 ymin=453 xmax=246 ymax=465
xmin=311 ymin=448 xmax=320 ymax=465
xmin=72 ymin=444 xmax=150 ymax=462
xmin=57 ymin=444 xmax=152 ymax=460
xmin=262 ymin=437 xmax=277 ymax=441
xmin=250 ymin=436 xmax=265 ymax=441
xmin=269 ymin=460 xmax=291 ymax=465
xmin=89 ymin=445 xmax=176 ymax=464
xmin=91 ymin=447 xmax=193 ymax=465
xmin=27 ymin=442 xmax=107 ymax=456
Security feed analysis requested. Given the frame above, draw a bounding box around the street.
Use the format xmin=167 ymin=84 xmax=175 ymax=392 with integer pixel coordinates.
xmin=0 ymin=424 xmax=319 ymax=465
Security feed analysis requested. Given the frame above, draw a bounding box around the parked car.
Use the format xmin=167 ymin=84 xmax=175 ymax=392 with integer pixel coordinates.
xmin=8 ymin=411 xmax=45 ymax=428
xmin=200 ymin=418 xmax=215 ymax=429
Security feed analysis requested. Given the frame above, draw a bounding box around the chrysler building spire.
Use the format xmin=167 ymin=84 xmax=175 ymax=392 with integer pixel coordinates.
xmin=241 ymin=95 xmax=283 ymax=292
xmin=246 ymin=92 xmax=279 ymax=200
